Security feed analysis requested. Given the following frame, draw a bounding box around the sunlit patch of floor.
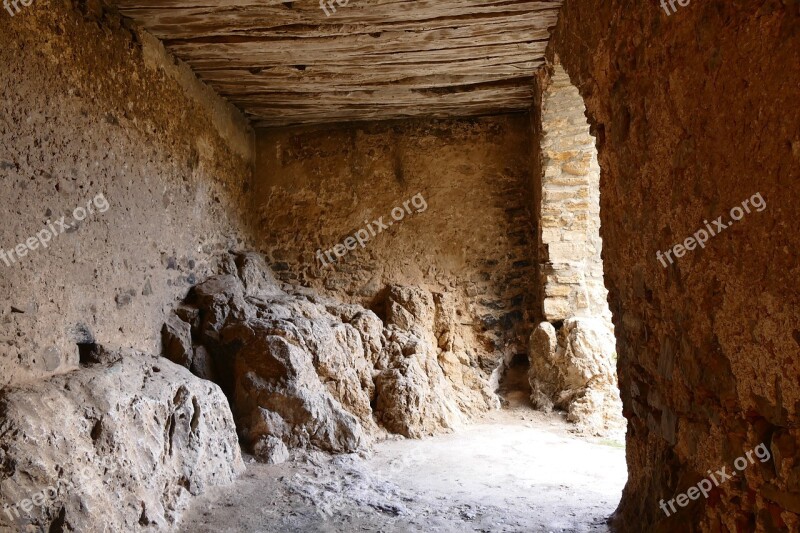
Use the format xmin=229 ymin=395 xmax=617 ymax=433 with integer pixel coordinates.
xmin=181 ymin=407 xmax=626 ymax=533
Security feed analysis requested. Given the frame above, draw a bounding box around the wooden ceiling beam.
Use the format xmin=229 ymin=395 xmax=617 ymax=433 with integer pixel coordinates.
xmin=108 ymin=0 xmax=562 ymax=126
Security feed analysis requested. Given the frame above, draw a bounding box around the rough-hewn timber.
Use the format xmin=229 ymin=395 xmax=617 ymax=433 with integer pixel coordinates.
xmin=108 ymin=0 xmax=562 ymax=127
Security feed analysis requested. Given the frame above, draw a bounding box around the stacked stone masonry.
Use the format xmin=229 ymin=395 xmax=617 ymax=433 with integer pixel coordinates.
xmin=539 ymin=65 xmax=610 ymax=322
xmin=253 ymin=116 xmax=539 ymax=383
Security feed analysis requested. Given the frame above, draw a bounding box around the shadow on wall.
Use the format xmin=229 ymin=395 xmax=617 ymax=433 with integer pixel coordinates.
xmin=549 ymin=1 xmax=799 ymax=531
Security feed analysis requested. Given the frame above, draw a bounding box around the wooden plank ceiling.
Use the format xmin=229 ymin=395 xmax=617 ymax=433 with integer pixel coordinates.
xmin=108 ymin=0 xmax=563 ymax=128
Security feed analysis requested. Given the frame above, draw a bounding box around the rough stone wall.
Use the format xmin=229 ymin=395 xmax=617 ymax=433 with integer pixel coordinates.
xmin=538 ymin=65 xmax=610 ymax=322
xmin=253 ymin=115 xmax=537 ymax=381
xmin=0 ymin=1 xmax=255 ymax=388
xmin=550 ymin=1 xmax=800 ymax=531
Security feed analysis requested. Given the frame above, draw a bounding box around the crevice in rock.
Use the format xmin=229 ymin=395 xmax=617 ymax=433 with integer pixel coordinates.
xmin=77 ymin=343 xmax=100 ymax=366
xmin=47 ymin=507 xmax=66 ymax=533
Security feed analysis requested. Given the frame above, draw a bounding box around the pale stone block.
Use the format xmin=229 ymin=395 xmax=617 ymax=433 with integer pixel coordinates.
xmin=562 ymin=160 xmax=591 ymax=176
xmin=554 ymin=271 xmax=584 ymax=284
xmin=543 ymin=189 xmax=581 ymax=202
xmin=549 ymin=242 xmax=587 ymax=261
xmin=561 ymin=230 xmax=589 ymax=242
xmin=543 ymin=149 xmax=581 ymax=162
xmin=544 ymin=165 xmax=562 ymax=179
xmin=546 ymin=175 xmax=589 ymax=188
xmin=541 ymin=228 xmax=561 ymax=243
xmin=543 ymin=297 xmax=571 ymax=320
xmin=562 ymin=199 xmax=591 ymax=210
xmin=545 ymin=284 xmax=572 ymax=297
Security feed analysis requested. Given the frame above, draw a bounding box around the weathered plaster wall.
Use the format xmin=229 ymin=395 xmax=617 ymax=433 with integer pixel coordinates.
xmin=0 ymin=1 xmax=255 ymax=388
xmin=253 ymin=115 xmax=538 ymax=381
xmin=550 ymin=1 xmax=800 ymax=530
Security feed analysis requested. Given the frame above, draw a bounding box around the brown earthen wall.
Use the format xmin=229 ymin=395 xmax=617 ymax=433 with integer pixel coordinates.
xmin=0 ymin=2 xmax=255 ymax=388
xmin=550 ymin=1 xmax=800 ymax=530
xmin=253 ymin=115 xmax=538 ymax=379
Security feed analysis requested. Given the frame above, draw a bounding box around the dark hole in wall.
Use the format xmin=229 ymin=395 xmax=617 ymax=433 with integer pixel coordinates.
xmin=78 ymin=343 xmax=100 ymax=365
xmin=509 ymin=352 xmax=528 ymax=366
xmin=48 ymin=506 xmax=66 ymax=533
xmin=90 ymin=420 xmax=103 ymax=442
xmin=368 ymin=287 xmax=391 ymax=324
xmin=498 ymin=352 xmax=533 ymax=403
xmin=78 ymin=343 xmax=120 ymax=366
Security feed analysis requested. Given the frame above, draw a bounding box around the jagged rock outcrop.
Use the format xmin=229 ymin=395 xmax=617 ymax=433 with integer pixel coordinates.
xmin=164 ymin=252 xmax=500 ymax=460
xmin=528 ymin=318 xmax=624 ymax=436
xmin=0 ymin=352 xmax=244 ymax=532
xmin=376 ymin=286 xmax=499 ymax=438
xmin=179 ymin=254 xmax=378 ymax=463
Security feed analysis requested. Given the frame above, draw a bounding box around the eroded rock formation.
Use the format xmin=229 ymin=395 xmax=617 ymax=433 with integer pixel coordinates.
xmin=376 ymin=286 xmax=499 ymax=438
xmin=0 ymin=352 xmax=244 ymax=531
xmin=164 ymin=252 xmax=499 ymax=462
xmin=528 ymin=319 xmax=624 ymax=436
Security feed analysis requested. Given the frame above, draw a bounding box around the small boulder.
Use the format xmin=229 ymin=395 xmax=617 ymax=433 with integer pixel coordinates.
xmin=162 ymin=314 xmax=193 ymax=368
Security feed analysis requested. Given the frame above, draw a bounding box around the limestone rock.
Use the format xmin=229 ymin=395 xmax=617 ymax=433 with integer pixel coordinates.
xmin=191 ymin=345 xmax=217 ymax=382
xmin=0 ymin=352 xmax=244 ymax=532
xmin=528 ymin=321 xmax=559 ymax=411
xmin=528 ymin=318 xmax=624 ymax=436
xmin=375 ymin=286 xmax=498 ymax=438
xmin=172 ymin=253 xmax=379 ymax=459
xmin=375 ymin=328 xmax=463 ymax=438
xmin=253 ymin=436 xmax=290 ymax=465
xmin=162 ymin=314 xmax=193 ymax=368
xmin=225 ymin=325 xmax=368 ymax=457
xmin=234 ymin=251 xmax=284 ymax=300
xmin=163 ymin=253 xmax=500 ymax=458
xmin=189 ymin=274 xmax=250 ymax=343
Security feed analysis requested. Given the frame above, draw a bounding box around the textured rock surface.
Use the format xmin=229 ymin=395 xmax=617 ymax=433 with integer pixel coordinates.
xmin=529 ymin=319 xmax=624 ymax=436
xmin=167 ymin=253 xmax=499 ymax=460
xmin=254 ymin=116 xmax=539 ymax=381
xmin=0 ymin=352 xmax=244 ymax=532
xmin=0 ymin=1 xmax=255 ymax=389
xmin=376 ymin=286 xmax=499 ymax=438
xmin=528 ymin=321 xmax=560 ymax=412
xmin=550 ymin=1 xmax=800 ymax=530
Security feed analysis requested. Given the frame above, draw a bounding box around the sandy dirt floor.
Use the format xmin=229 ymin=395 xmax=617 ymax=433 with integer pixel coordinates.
xmin=179 ymin=401 xmax=627 ymax=533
